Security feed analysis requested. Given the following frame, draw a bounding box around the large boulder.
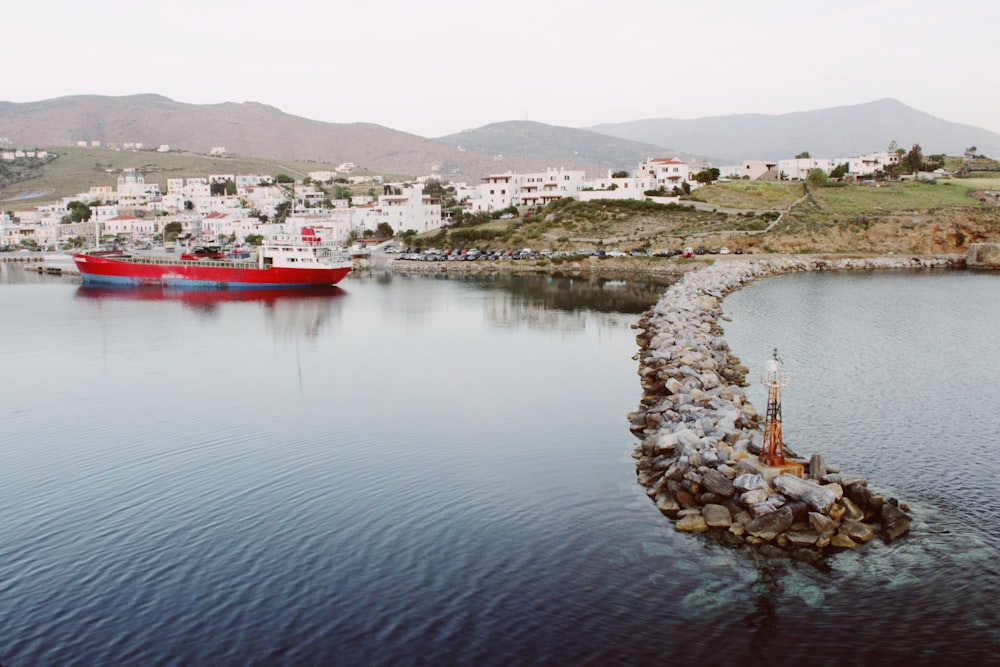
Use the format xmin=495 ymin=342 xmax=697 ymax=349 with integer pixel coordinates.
xmin=675 ymin=428 xmax=702 ymax=449
xmin=676 ymin=513 xmax=709 ymax=532
xmin=880 ymin=503 xmax=911 ymax=542
xmin=703 ymin=503 xmax=733 ymax=527
xmin=841 ymin=521 xmax=875 ymax=543
xmin=773 ymin=474 xmax=838 ymax=513
xmin=733 ymin=473 xmax=765 ymax=492
xmin=746 ymin=506 xmax=794 ymax=541
xmin=655 ymin=491 xmax=680 ymax=515
xmin=808 ymin=454 xmax=827 ymax=481
xmin=702 ymin=468 xmax=736 ymax=498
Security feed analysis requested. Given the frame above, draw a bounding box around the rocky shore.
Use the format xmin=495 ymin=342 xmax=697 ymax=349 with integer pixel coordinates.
xmin=629 ymin=255 xmax=961 ymax=559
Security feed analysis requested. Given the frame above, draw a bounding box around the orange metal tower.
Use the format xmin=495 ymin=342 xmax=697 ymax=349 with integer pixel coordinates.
xmin=759 ymin=348 xmax=801 ymax=476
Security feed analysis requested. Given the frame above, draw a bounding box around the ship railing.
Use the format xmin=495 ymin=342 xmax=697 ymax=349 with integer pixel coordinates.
xmin=121 ymin=255 xmax=257 ymax=269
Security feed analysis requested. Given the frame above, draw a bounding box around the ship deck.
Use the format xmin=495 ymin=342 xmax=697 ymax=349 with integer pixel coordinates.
xmin=84 ymin=254 xmax=259 ymax=270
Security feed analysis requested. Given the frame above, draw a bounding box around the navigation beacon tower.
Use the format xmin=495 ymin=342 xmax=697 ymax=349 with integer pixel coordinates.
xmin=759 ymin=349 xmax=802 ymax=476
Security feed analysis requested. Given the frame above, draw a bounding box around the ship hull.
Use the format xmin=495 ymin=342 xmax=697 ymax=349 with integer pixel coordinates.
xmin=72 ymin=254 xmax=351 ymax=288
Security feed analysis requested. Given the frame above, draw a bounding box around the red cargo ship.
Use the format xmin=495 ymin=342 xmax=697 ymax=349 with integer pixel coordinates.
xmin=72 ymin=242 xmax=352 ymax=288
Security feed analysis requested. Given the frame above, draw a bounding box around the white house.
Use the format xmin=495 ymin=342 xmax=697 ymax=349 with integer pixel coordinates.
xmin=579 ymin=171 xmax=658 ymax=202
xmin=468 ymin=167 xmax=587 ymax=212
xmin=776 ymin=157 xmax=838 ymax=180
xmin=637 ymin=158 xmax=691 ymax=189
xmin=473 ymin=172 xmax=521 ymax=212
xmin=370 ymin=185 xmax=442 ymax=234
xmin=848 ymin=151 xmax=900 ymax=176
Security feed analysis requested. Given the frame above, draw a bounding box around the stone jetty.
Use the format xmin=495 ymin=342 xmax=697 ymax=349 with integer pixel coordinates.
xmin=629 ymin=256 xmax=958 ymax=558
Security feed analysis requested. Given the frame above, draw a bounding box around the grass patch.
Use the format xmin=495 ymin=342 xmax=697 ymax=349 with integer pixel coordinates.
xmin=808 ymin=181 xmax=987 ymax=215
xmin=682 ymin=181 xmax=804 ymax=210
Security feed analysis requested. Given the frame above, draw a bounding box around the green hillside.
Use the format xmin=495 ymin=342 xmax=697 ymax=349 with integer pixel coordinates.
xmin=0 ymin=147 xmax=399 ymax=207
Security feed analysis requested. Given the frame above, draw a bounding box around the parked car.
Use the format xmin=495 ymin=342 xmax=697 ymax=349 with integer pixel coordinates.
xmin=719 ymin=247 xmax=730 ymax=254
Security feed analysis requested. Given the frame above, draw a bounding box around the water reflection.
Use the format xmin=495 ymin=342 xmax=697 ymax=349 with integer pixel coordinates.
xmin=75 ymin=284 xmax=347 ymax=338
xmin=374 ymin=271 xmax=675 ymax=334
xmin=386 ymin=272 xmax=676 ymax=312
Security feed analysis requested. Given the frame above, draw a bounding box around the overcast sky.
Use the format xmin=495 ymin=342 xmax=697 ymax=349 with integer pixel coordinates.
xmin=5 ymin=0 xmax=998 ymax=138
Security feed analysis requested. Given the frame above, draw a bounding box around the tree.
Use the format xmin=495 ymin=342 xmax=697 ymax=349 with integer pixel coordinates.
xmin=925 ymin=154 xmax=946 ymax=171
xmin=274 ymin=201 xmax=292 ymax=224
xmin=694 ymin=169 xmax=716 ymax=185
xmin=681 ymin=181 xmax=691 ymax=195
xmin=422 ymin=179 xmax=449 ymax=198
xmin=245 ymin=234 xmax=264 ymax=246
xmin=611 ymin=170 xmax=629 ymax=178
xmin=163 ymin=221 xmax=182 ymax=242
xmin=209 ymin=178 xmax=236 ymax=196
xmin=275 ymin=173 xmax=294 ymax=184
xmin=795 ymin=151 xmax=811 ymax=159
xmin=375 ymin=222 xmax=394 ymax=239
xmin=806 ymin=168 xmax=828 ymax=187
xmin=829 ymin=162 xmax=849 ymax=179
xmin=66 ymin=200 xmax=91 ymax=222
xmin=905 ymin=144 xmax=923 ymax=174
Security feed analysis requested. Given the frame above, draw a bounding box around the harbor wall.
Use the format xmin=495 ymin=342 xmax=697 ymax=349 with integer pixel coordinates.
xmin=630 ymin=255 xmax=959 ymax=557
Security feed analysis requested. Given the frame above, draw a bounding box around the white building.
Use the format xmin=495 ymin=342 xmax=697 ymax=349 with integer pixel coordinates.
xmin=579 ymin=171 xmax=658 ymax=202
xmin=717 ymin=161 xmax=777 ymax=180
xmin=468 ymin=167 xmax=587 ymax=213
xmin=370 ymin=185 xmax=442 ymax=234
xmin=115 ymin=172 xmax=161 ymax=206
xmin=308 ymin=171 xmax=339 ymax=183
xmin=637 ymin=158 xmax=691 ymax=189
xmin=473 ymin=173 xmax=520 ymax=211
xmin=848 ymin=151 xmax=900 ymax=176
xmin=776 ymin=157 xmax=838 ymax=180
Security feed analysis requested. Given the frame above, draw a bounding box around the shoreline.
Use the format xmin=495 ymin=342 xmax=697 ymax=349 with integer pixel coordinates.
xmin=385 ymin=251 xmax=968 ymax=279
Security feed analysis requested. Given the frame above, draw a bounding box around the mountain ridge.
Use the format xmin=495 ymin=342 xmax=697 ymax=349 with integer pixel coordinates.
xmin=2 ymin=95 xmax=998 ymax=180
xmin=587 ymin=98 xmax=1000 ymax=163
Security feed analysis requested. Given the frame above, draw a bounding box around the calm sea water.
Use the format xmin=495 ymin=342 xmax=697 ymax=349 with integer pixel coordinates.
xmin=0 ymin=262 xmax=997 ymax=666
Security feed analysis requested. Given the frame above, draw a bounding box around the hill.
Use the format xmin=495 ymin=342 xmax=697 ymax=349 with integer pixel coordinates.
xmin=0 ymin=146 xmax=388 ymax=206
xmin=588 ymin=99 xmax=1000 ymax=164
xmin=405 ymin=177 xmax=1000 ymax=259
xmin=0 ymin=95 xmax=641 ymax=183
xmin=3 ymin=95 xmax=1000 ymax=191
xmin=434 ymin=121 xmax=713 ymax=172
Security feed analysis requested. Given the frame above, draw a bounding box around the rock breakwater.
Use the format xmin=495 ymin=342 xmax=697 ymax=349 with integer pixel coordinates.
xmin=630 ymin=256 xmax=957 ymax=558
